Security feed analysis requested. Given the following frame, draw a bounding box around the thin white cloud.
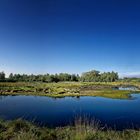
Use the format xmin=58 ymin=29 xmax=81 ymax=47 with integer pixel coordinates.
xmin=119 ymin=72 xmax=140 ymax=78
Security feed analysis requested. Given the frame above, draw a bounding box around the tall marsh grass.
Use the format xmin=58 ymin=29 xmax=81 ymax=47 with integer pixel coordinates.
xmin=1 ymin=118 xmax=140 ymax=140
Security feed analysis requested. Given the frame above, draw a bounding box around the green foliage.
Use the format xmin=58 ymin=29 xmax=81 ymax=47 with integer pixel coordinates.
xmin=6 ymin=73 xmax=79 ymax=83
xmin=81 ymin=70 xmax=118 ymax=82
xmin=3 ymin=70 xmax=140 ymax=83
xmin=0 ymin=72 xmax=5 ymax=82
xmin=81 ymin=70 xmax=100 ymax=82
xmin=5 ymin=70 xmax=119 ymax=83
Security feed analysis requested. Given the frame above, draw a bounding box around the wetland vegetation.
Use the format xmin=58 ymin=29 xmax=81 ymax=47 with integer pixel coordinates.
xmin=1 ymin=70 xmax=140 ymax=140
xmin=0 ymin=81 xmax=138 ymax=99
xmin=1 ymin=118 xmax=140 ymax=140
xmin=0 ymin=70 xmax=140 ymax=99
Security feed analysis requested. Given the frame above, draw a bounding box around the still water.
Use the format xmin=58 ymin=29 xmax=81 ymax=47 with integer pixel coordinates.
xmin=0 ymin=94 xmax=140 ymax=130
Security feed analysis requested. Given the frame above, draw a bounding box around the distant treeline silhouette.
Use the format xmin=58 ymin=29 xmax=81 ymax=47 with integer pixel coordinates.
xmin=0 ymin=70 xmax=119 ymax=82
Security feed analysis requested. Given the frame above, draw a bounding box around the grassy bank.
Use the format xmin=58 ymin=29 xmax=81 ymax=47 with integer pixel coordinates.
xmin=0 ymin=82 xmax=140 ymax=99
xmin=0 ymin=118 xmax=140 ymax=140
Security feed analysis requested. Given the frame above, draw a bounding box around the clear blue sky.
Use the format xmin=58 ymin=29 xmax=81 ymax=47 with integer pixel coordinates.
xmin=0 ymin=0 xmax=140 ymax=77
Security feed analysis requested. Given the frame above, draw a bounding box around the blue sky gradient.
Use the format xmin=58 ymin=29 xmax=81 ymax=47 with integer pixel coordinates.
xmin=0 ymin=0 xmax=140 ymax=77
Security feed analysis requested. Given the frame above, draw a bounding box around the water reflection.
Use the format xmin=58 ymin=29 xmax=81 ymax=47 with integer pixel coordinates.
xmin=0 ymin=94 xmax=140 ymax=130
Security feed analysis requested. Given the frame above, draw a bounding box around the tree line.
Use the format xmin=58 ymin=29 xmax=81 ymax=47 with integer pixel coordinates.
xmin=0 ymin=70 xmax=119 ymax=82
xmin=81 ymin=70 xmax=118 ymax=82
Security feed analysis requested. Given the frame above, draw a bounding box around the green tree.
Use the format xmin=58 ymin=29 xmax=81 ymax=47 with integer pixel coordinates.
xmin=0 ymin=71 xmax=5 ymax=81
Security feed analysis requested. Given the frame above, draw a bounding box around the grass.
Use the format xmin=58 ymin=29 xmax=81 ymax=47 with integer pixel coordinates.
xmin=1 ymin=118 xmax=140 ymax=140
xmin=0 ymin=81 xmax=140 ymax=99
